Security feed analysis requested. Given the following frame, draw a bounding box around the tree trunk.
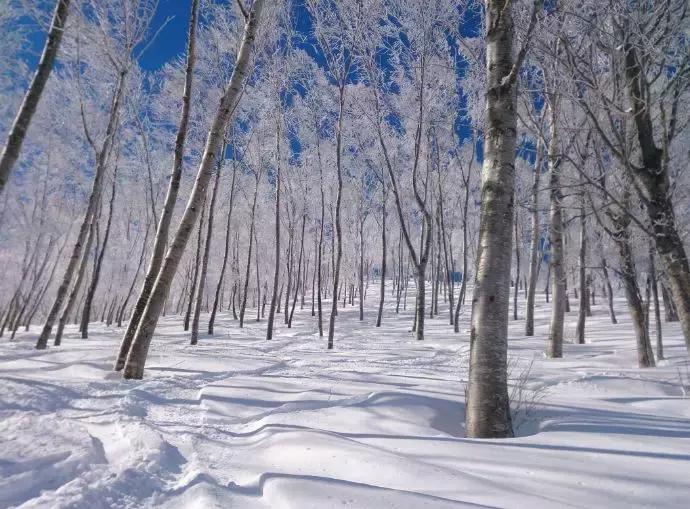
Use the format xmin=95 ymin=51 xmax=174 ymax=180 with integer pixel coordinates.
xmin=513 ymin=203 xmax=520 ymax=321
xmin=36 ymin=70 xmax=124 ymax=349
xmin=661 ymin=282 xmax=678 ymax=322
xmin=601 ymin=257 xmax=617 ymax=324
xmin=376 ymin=191 xmax=387 ymax=327
xmin=240 ymin=174 xmax=260 ymax=329
xmin=122 ymin=1 xmax=265 ymax=379
xmin=575 ymin=201 xmax=587 ymax=344
xmin=209 ymin=160 xmax=237 ymax=334
xmin=0 ymin=0 xmax=70 ymax=194
xmin=266 ymin=114 xmax=282 ymax=341
xmin=114 ymin=0 xmax=199 ymax=369
xmin=311 ymin=235 xmax=317 ymax=317
xmin=81 ymin=167 xmax=117 ymax=338
xmin=649 ymin=247 xmax=663 ymax=360
xmin=611 ymin=208 xmax=655 ymax=368
xmin=289 ymin=214 xmax=306 ymax=327
xmin=623 ymin=41 xmax=690 ymax=353
xmin=466 ymin=0 xmax=529 ymax=439
xmin=327 ymin=86 xmax=346 ymax=350
xmin=184 ymin=201 xmax=205 ymax=331
xmin=359 ymin=218 xmax=365 ymax=321
xmin=546 ymin=101 xmax=565 ymax=359
xmin=54 ymin=206 xmax=99 ymax=346
xmin=255 ymin=229 xmax=261 ymax=321
xmin=191 ymin=153 xmax=223 ymax=344
xmin=283 ymin=228 xmax=294 ymax=325
xmin=525 ymin=142 xmax=543 ymax=336
xmin=454 ymin=157 xmax=472 ymax=333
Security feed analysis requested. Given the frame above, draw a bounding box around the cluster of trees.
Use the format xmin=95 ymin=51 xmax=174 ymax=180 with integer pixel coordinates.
xmin=1 ymin=0 xmax=688 ymax=438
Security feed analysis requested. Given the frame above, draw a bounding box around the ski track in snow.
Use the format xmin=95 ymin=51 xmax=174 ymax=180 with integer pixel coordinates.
xmin=1 ymin=287 xmax=690 ymax=508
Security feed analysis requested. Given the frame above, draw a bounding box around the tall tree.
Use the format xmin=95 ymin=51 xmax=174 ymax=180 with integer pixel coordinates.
xmin=114 ymin=0 xmax=200 ymax=370
xmin=123 ymin=0 xmax=266 ymax=379
xmin=0 ymin=0 xmax=70 ymax=195
xmin=466 ymin=0 xmax=542 ymax=439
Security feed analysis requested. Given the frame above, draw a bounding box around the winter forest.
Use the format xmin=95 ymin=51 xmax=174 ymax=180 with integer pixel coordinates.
xmin=1 ymin=0 xmax=690 ymax=507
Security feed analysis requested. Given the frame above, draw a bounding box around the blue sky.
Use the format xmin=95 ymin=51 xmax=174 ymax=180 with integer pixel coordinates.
xmin=18 ymin=1 xmax=482 ymax=149
xmin=22 ymin=0 xmax=193 ymax=71
xmin=139 ymin=0 xmax=194 ymax=70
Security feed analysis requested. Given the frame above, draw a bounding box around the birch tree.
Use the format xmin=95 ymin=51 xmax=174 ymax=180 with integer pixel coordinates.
xmin=123 ymin=0 xmax=266 ymax=379
xmin=0 ymin=0 xmax=70 ymax=195
xmin=465 ymin=0 xmax=543 ymax=439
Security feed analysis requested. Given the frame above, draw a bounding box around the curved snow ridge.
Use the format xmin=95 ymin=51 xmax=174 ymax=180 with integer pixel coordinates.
xmin=198 ymin=386 xmax=379 ymax=424
xmin=249 ymin=472 xmax=493 ymax=509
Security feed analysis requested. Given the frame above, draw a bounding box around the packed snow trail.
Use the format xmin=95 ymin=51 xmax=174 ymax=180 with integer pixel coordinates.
xmin=1 ymin=288 xmax=689 ymax=508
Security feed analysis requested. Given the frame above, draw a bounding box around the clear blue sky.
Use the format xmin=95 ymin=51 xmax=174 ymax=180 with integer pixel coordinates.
xmin=139 ymin=0 xmax=194 ymax=70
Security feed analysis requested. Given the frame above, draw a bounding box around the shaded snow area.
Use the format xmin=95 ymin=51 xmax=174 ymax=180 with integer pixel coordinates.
xmin=2 ymin=287 xmax=690 ymax=508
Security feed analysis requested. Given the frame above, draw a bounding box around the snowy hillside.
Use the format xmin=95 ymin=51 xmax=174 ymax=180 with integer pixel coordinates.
xmin=2 ymin=288 xmax=689 ymax=509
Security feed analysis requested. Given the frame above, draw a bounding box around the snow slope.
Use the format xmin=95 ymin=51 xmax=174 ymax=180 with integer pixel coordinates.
xmin=1 ymin=287 xmax=689 ymax=508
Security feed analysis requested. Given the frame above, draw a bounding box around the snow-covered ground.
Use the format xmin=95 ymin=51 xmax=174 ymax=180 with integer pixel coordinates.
xmin=2 ymin=286 xmax=689 ymax=508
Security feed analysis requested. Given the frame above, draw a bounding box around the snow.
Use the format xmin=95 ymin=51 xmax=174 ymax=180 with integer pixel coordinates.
xmin=1 ymin=287 xmax=690 ymax=508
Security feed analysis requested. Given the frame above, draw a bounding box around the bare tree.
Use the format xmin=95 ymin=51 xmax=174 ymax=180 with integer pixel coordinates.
xmin=123 ymin=0 xmax=266 ymax=379
xmin=466 ymin=0 xmax=542 ymax=439
xmin=0 ymin=0 xmax=70 ymax=195
xmin=114 ymin=0 xmax=200 ymax=370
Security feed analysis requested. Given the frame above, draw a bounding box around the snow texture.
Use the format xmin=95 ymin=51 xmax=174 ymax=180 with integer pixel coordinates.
xmin=1 ymin=287 xmax=689 ymax=508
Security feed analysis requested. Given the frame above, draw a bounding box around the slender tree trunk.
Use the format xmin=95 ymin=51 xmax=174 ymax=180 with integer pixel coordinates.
xmin=240 ymin=174 xmax=260 ymax=329
xmin=283 ymin=229 xmax=294 ymax=325
xmin=376 ymin=191 xmax=387 ymax=327
xmin=36 ymin=70 xmax=124 ymax=350
xmin=513 ymin=204 xmax=520 ymax=321
xmin=191 ymin=153 xmax=222 ymax=345
xmin=0 ymin=0 xmax=70 ymax=194
xmin=610 ymin=208 xmax=655 ymax=368
xmin=289 ymin=214 xmax=306 ymax=327
xmin=575 ymin=201 xmax=587 ymax=344
xmin=122 ymin=2 xmax=265 ymax=379
xmin=311 ymin=234 xmax=317 ymax=317
xmin=266 ymin=113 xmax=282 ymax=341
xmin=316 ymin=169 xmax=325 ymax=336
xmin=81 ymin=167 xmax=117 ymax=338
xmin=649 ymin=247 xmax=663 ymax=360
xmin=546 ymin=101 xmax=565 ymax=359
xmin=661 ymin=282 xmax=678 ymax=322
xmin=184 ymin=201 xmax=205 ymax=331
xmin=117 ymin=226 xmax=150 ymax=327
xmin=438 ymin=191 xmax=454 ymax=326
xmin=54 ymin=207 xmax=99 ymax=346
xmin=454 ymin=160 xmax=471 ymax=333
xmin=255 ymin=229 xmax=261 ymax=321
xmin=25 ymin=238 xmax=67 ymax=331
xmin=209 ymin=160 xmax=237 ymax=334
xmin=114 ymin=0 xmax=199 ymax=369
xmin=359 ymin=219 xmax=365 ymax=321
xmin=525 ymin=142 xmax=542 ymax=336
xmin=601 ymin=257 xmax=617 ymax=324
xmin=327 ymin=86 xmax=346 ymax=349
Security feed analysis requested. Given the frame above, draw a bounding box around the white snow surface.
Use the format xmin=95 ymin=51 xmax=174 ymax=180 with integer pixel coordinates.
xmin=1 ymin=287 xmax=689 ymax=508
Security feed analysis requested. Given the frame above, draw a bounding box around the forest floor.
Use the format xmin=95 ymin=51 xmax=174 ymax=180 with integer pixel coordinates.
xmin=1 ymin=286 xmax=690 ymax=508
